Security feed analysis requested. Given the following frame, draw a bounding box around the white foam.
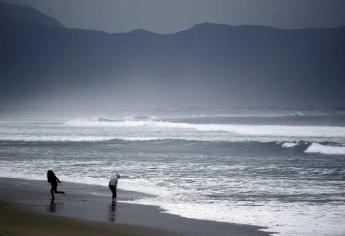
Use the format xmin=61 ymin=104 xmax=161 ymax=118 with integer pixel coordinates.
xmin=64 ymin=118 xmax=345 ymax=139
xmin=305 ymin=143 xmax=345 ymax=155
xmin=2 ymin=118 xmax=345 ymax=144
xmin=282 ymin=142 xmax=299 ymax=148
xmin=0 ymin=136 xmax=114 ymax=142
xmin=0 ymin=135 xmax=162 ymax=142
xmin=123 ymin=196 xmax=345 ymax=236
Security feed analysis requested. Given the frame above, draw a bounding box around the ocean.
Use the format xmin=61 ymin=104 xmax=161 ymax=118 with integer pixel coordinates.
xmin=0 ymin=111 xmax=345 ymax=236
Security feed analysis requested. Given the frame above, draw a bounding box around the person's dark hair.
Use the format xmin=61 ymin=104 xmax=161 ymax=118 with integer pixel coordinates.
xmin=47 ymin=170 xmax=55 ymax=183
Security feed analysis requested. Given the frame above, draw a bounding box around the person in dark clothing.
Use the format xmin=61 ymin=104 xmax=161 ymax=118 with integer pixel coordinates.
xmin=47 ymin=170 xmax=65 ymax=204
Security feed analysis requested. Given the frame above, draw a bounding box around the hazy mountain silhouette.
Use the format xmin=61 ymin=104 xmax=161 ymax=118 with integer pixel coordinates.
xmin=0 ymin=2 xmax=63 ymax=27
xmin=1 ymin=2 xmax=344 ymax=109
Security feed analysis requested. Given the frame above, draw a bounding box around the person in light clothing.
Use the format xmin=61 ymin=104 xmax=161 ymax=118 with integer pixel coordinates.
xmin=109 ymin=173 xmax=120 ymax=204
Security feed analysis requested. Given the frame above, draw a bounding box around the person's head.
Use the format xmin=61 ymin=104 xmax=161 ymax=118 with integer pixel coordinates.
xmin=47 ymin=170 xmax=55 ymax=180
xmin=116 ymin=173 xmax=120 ymax=179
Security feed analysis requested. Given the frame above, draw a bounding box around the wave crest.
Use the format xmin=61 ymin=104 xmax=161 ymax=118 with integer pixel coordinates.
xmin=64 ymin=118 xmax=345 ymax=138
xmin=305 ymin=143 xmax=345 ymax=155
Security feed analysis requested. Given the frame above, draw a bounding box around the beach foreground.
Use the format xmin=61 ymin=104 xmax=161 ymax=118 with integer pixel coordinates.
xmin=0 ymin=178 xmax=271 ymax=236
xmin=0 ymin=200 xmax=174 ymax=236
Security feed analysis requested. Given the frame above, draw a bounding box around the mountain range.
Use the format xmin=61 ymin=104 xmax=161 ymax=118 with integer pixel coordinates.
xmin=1 ymin=2 xmax=344 ymax=109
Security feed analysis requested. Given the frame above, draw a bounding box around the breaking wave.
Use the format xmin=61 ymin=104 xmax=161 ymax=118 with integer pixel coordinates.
xmin=64 ymin=118 xmax=345 ymax=138
xmin=305 ymin=143 xmax=345 ymax=155
xmin=281 ymin=142 xmax=299 ymax=148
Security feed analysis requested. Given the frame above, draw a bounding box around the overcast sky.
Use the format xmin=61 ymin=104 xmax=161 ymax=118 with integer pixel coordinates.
xmin=2 ymin=0 xmax=345 ymax=33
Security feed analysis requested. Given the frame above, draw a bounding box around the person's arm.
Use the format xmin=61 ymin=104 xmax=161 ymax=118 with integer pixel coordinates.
xmin=56 ymin=176 xmax=61 ymax=183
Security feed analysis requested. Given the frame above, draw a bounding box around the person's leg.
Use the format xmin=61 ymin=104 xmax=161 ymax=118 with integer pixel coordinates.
xmin=50 ymin=186 xmax=55 ymax=204
xmin=54 ymin=188 xmax=65 ymax=196
xmin=112 ymin=186 xmax=117 ymax=203
xmin=109 ymin=185 xmax=116 ymax=203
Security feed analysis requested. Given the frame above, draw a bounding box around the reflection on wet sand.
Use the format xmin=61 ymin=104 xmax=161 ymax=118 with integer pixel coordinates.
xmin=47 ymin=202 xmax=65 ymax=213
xmin=45 ymin=199 xmax=118 ymax=223
xmin=48 ymin=203 xmax=56 ymax=213
xmin=108 ymin=203 xmax=116 ymax=222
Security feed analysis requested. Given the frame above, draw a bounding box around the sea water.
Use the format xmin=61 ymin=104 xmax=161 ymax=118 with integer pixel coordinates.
xmin=0 ymin=112 xmax=345 ymax=236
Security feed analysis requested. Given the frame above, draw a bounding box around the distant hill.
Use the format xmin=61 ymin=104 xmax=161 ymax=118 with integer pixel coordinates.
xmin=0 ymin=2 xmax=344 ymax=109
xmin=0 ymin=2 xmax=63 ymax=27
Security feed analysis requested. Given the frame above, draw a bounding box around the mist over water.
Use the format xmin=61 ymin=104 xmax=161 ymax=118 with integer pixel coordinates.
xmin=0 ymin=111 xmax=345 ymax=236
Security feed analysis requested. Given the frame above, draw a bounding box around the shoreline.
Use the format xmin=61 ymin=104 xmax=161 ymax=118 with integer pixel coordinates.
xmin=0 ymin=177 xmax=272 ymax=236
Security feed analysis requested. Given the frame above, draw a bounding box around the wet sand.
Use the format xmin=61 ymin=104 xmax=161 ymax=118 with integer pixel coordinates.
xmin=0 ymin=177 xmax=272 ymax=236
xmin=0 ymin=200 xmax=176 ymax=236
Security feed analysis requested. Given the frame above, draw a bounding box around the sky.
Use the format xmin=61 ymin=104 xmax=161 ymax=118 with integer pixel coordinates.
xmin=1 ymin=0 xmax=345 ymax=33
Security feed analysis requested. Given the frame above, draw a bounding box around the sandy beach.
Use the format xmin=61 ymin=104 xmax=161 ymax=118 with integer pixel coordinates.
xmin=0 ymin=177 xmax=271 ymax=236
xmin=0 ymin=200 xmax=174 ymax=236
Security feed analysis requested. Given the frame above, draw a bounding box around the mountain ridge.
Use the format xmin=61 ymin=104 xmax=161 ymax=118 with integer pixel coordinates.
xmin=0 ymin=2 xmax=344 ymax=109
xmin=0 ymin=2 xmax=63 ymax=28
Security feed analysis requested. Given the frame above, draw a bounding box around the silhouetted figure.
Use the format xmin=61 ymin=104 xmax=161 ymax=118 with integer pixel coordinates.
xmin=109 ymin=173 xmax=120 ymax=204
xmin=47 ymin=170 xmax=65 ymax=204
